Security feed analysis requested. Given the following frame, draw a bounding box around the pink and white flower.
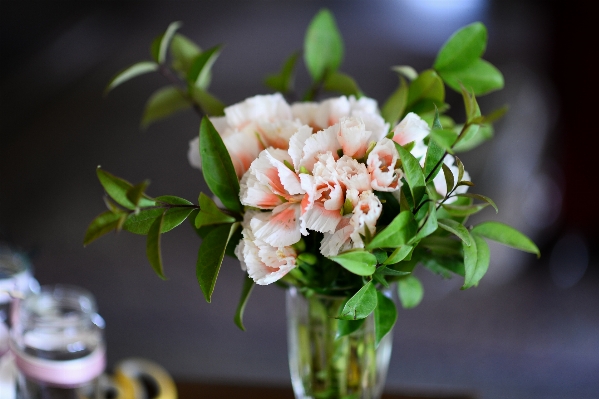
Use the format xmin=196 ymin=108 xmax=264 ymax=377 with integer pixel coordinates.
xmin=299 ymin=152 xmax=345 ymax=234
xmin=320 ymin=190 xmax=383 ymax=256
xmin=367 ymin=138 xmax=403 ymax=192
xmin=235 ymin=211 xmax=297 ymax=285
xmin=239 ymin=148 xmax=304 ymax=247
xmin=291 ymin=95 xmax=389 ymax=140
xmin=349 ymin=191 xmax=383 ymax=248
xmin=188 ymin=93 xmax=302 ymax=178
xmin=392 ymin=112 xmax=430 ymax=159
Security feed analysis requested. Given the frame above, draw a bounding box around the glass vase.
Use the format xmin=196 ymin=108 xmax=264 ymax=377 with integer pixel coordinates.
xmin=286 ymin=287 xmax=393 ymax=399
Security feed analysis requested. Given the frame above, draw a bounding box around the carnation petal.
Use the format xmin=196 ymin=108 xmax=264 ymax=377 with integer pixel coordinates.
xmin=251 ymin=202 xmax=301 ymax=247
xmin=300 ymin=202 xmax=343 ymax=234
xmin=392 ymin=112 xmax=430 ymax=146
xmin=300 ymin=125 xmax=341 ymax=172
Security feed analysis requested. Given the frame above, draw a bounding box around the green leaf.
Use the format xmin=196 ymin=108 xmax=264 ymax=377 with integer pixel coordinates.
xmin=157 ymin=21 xmax=182 ymax=64
xmin=195 ymin=192 xmax=236 ymax=229
xmin=460 ymin=84 xmax=481 ymax=123
xmin=170 ymin=33 xmax=202 ymax=75
xmin=470 ymin=105 xmax=508 ymax=125
xmin=456 ymin=156 xmax=465 ymax=182
xmin=471 ymin=221 xmax=540 ymax=257
xmin=372 ymin=270 xmax=390 ymax=288
xmin=338 ymin=282 xmax=377 ymax=320
xmin=264 ymin=51 xmax=299 ymax=93
xmin=199 ymin=117 xmax=242 ymax=213
xmin=397 ymin=275 xmax=423 ymax=309
xmin=423 ymin=110 xmax=446 ymax=182
xmin=412 ymin=202 xmax=438 ymax=242
xmin=453 ymin=124 xmax=493 ymax=152
xmin=96 ymin=168 xmax=155 ymax=210
xmin=420 ymin=236 xmax=463 ymax=257
xmin=462 ymin=233 xmax=490 ymax=289
xmin=105 ymin=61 xmax=158 ymax=94
xmin=421 ymin=255 xmax=464 ymax=277
xmin=196 ymin=223 xmax=237 ymax=302
xmin=391 ymin=65 xmax=418 ymax=81
xmin=437 ymin=218 xmax=472 ymax=246
xmin=439 ymin=59 xmax=504 ymax=96
xmin=430 ymin=128 xmax=458 ymax=153
xmin=367 ymin=210 xmax=417 ymax=250
xmin=375 ymin=266 xmax=411 ymax=277
xmin=434 ymin=22 xmax=487 ymax=71
xmin=441 ymin=163 xmax=455 ymax=195
xmin=329 ymin=250 xmax=377 ymax=276
xmin=304 ymin=9 xmax=344 ymax=82
xmin=395 ymin=142 xmax=426 ymax=206
xmin=406 ymin=69 xmax=445 ymax=111
xmin=383 ymin=245 xmax=413 ymax=265
xmin=324 ymin=71 xmax=362 ymax=97
xmin=375 ymin=291 xmax=397 ymax=346
xmin=366 ymin=210 xmax=417 ymax=249
xmin=455 ymin=193 xmax=498 ymax=213
xmin=234 ymin=275 xmax=255 ymax=331
xmin=142 ymin=86 xmax=191 ymax=129
xmin=83 ymin=211 xmax=123 ymax=246
xmin=190 ymin=87 xmax=225 ymax=116
xmin=461 ymin=230 xmax=477 ymax=289
xmin=187 ymin=45 xmax=222 ymax=89
xmin=442 ymin=203 xmax=489 ymax=217
xmin=336 ymin=318 xmax=366 ymax=339
xmin=126 ymin=180 xmax=150 ymax=208
xmin=373 ymin=249 xmax=388 ymax=265
xmin=381 ymin=76 xmax=408 ymax=126
xmin=123 ymin=195 xmax=194 ymax=235
xmin=146 ymin=211 xmax=166 ymax=280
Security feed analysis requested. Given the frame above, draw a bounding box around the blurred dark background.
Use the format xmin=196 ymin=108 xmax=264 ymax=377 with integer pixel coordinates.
xmin=1 ymin=1 xmax=597 ymax=398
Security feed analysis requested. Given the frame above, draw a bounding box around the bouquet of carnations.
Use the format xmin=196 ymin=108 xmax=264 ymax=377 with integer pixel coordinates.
xmin=85 ymin=9 xmax=539 ymax=398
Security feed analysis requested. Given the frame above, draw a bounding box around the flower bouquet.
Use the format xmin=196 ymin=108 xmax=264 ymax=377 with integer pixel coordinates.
xmin=85 ymin=10 xmax=539 ymax=399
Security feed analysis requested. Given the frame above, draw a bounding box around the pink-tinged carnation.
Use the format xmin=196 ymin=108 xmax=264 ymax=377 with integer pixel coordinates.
xmin=336 ymin=117 xmax=372 ymax=159
xmin=299 ymin=153 xmax=344 ymax=234
xmin=225 ymin=93 xmax=292 ymax=130
xmin=290 ymin=96 xmax=389 ymax=140
xmin=288 ymin=125 xmax=314 ymax=172
xmin=257 ymin=119 xmax=304 ymax=150
xmin=392 ymin=112 xmax=429 ymax=159
xmin=335 ymin=156 xmax=371 ymax=193
xmin=295 ymin=124 xmax=342 ymax=172
xmin=348 ymin=96 xmax=390 ymax=142
xmin=236 ymin=211 xmax=297 ymax=285
xmin=250 ymin=202 xmax=302 ymax=247
xmin=188 ymin=93 xmax=298 ymax=179
xmin=240 ymin=148 xmax=304 ymax=247
xmin=432 ymin=155 xmax=471 ymax=203
xmin=320 ymin=216 xmax=354 ymax=257
xmin=350 ymin=191 xmax=383 ymax=248
xmin=367 ymin=138 xmax=403 ymax=192
xmin=240 ymin=148 xmax=303 ymax=209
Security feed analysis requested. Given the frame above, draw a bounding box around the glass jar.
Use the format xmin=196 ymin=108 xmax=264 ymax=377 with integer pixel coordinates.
xmin=11 ymin=285 xmax=105 ymax=399
xmin=0 ymin=248 xmax=39 ymax=357
xmin=286 ymin=287 xmax=393 ymax=399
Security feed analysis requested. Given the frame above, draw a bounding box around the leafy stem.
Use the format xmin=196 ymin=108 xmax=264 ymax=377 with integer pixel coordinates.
xmin=424 ymin=122 xmax=471 ymax=183
xmin=157 ymin=64 xmax=204 ymax=117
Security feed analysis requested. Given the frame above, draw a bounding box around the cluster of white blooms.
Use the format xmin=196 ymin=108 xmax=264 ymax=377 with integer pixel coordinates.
xmin=188 ymin=94 xmax=466 ymax=285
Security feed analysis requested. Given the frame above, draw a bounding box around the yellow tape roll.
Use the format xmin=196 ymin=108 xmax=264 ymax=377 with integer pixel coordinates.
xmin=113 ymin=358 xmax=177 ymax=399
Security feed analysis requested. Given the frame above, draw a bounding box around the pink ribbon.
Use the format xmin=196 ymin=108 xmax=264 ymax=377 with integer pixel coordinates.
xmin=11 ymin=344 xmax=105 ymax=388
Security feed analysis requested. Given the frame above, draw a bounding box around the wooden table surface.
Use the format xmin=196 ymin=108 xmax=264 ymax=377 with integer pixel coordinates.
xmin=175 ymin=381 xmax=477 ymax=399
